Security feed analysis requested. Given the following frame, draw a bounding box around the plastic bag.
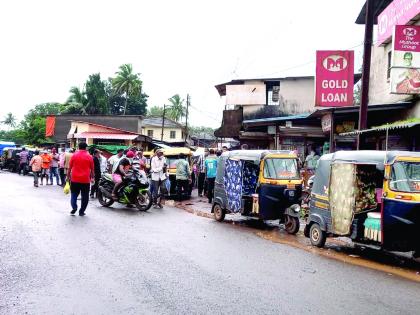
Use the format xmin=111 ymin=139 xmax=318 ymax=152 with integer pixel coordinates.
xmin=63 ymin=181 xmax=70 ymax=194
xmin=165 ymin=178 xmax=171 ymax=194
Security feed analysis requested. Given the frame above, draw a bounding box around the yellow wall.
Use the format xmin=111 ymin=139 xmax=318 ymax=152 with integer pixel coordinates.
xmin=142 ymin=126 xmax=185 ymax=142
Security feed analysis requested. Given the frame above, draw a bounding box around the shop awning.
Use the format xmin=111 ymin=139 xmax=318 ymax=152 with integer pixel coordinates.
xmin=340 ymin=121 xmax=420 ymax=136
xmin=243 ymin=114 xmax=311 ymax=127
xmin=72 ymin=132 xmax=139 ymax=140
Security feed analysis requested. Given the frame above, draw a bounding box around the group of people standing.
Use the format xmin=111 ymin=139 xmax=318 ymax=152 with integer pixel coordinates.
xmin=23 ymin=143 xmax=93 ymax=216
xmin=27 ymin=147 xmax=74 ymax=187
xmin=176 ymin=148 xmax=222 ymax=204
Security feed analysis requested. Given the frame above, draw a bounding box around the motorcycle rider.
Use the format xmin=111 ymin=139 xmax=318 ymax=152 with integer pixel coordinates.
xmin=111 ymin=150 xmax=135 ymax=200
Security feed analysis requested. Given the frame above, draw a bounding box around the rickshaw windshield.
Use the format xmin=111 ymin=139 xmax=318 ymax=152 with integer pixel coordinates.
xmin=166 ymin=157 xmax=188 ymax=168
xmin=390 ymin=161 xmax=420 ymax=193
xmin=263 ymin=158 xmax=299 ymax=179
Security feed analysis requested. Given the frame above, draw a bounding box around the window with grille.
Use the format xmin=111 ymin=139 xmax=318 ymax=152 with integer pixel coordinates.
xmin=266 ymin=83 xmax=280 ymax=105
xmin=170 ymin=131 xmax=176 ymax=139
xmin=147 ymin=130 xmax=154 ymax=137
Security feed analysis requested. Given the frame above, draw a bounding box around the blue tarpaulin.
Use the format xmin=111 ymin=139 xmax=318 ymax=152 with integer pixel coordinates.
xmin=0 ymin=141 xmax=15 ymax=155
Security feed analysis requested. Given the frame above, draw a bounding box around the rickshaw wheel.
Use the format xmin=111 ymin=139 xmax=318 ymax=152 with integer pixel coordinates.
xmin=213 ymin=204 xmax=225 ymax=222
xmin=284 ymin=215 xmax=300 ymax=234
xmin=309 ymin=223 xmax=326 ymax=248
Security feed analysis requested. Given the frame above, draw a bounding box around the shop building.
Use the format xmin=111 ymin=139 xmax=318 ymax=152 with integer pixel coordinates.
xmin=67 ymin=121 xmax=152 ymax=149
xmin=214 ymin=76 xmax=316 ymax=149
xmin=350 ymin=0 xmax=420 ymax=150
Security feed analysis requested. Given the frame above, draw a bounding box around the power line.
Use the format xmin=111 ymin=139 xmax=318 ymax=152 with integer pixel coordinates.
xmin=246 ymin=41 xmax=366 ymax=78
xmin=189 ymin=104 xmax=222 ymax=123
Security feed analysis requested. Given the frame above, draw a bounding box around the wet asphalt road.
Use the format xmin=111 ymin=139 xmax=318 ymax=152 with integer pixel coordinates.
xmin=1 ymin=171 xmax=420 ymax=315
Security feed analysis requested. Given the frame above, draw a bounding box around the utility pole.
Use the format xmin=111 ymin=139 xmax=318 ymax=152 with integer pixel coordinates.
xmin=161 ymin=104 xmax=166 ymax=141
xmin=184 ymin=94 xmax=190 ymax=144
xmin=357 ymin=0 xmax=374 ymax=149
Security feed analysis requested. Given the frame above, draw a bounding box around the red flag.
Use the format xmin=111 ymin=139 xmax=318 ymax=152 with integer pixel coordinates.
xmin=45 ymin=116 xmax=55 ymax=137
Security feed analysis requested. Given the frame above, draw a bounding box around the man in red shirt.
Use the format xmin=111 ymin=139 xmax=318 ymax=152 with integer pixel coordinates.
xmin=67 ymin=142 xmax=94 ymax=216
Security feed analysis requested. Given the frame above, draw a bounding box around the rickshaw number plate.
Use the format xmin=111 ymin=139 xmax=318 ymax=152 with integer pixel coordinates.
xmin=287 ymin=184 xmax=295 ymax=189
xmin=289 ymin=190 xmax=295 ymax=197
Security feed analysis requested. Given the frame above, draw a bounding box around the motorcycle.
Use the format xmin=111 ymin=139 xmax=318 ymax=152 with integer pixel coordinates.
xmin=97 ymin=168 xmax=152 ymax=211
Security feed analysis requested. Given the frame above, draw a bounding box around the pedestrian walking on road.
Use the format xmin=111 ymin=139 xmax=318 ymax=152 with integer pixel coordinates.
xmin=205 ymin=149 xmax=218 ymax=203
xmin=67 ymin=142 xmax=94 ymax=216
xmin=29 ymin=151 xmax=42 ymax=187
xmin=40 ymin=151 xmax=52 ymax=185
xmin=49 ymin=147 xmax=60 ymax=185
xmin=176 ymin=153 xmax=191 ymax=201
xmin=90 ymin=149 xmax=102 ymax=198
xmin=58 ymin=148 xmax=66 ymax=186
xmin=197 ymin=149 xmax=208 ymax=197
xmin=99 ymin=152 xmax=107 ymax=174
xmin=151 ymin=149 xmax=168 ymax=208
xmin=18 ymin=147 xmax=29 ymax=176
xmin=64 ymin=148 xmax=74 ymax=176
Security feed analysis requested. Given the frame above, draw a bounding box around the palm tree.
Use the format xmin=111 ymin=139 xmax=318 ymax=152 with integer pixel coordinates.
xmin=167 ymin=94 xmax=186 ymax=122
xmin=112 ymin=64 xmax=142 ymax=115
xmin=1 ymin=112 xmax=17 ymax=131
xmin=65 ymin=86 xmax=87 ymax=114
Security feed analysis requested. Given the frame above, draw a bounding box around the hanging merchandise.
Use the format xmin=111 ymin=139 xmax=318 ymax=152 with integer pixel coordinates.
xmin=364 ymin=212 xmax=382 ymax=242
xmin=354 ymin=167 xmax=377 ymax=213
xmin=224 ymin=159 xmax=243 ymax=212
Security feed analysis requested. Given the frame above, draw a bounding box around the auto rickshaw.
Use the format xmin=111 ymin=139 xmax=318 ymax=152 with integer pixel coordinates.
xmin=305 ymin=150 xmax=420 ymax=257
xmin=162 ymin=148 xmax=193 ymax=197
xmin=0 ymin=147 xmax=19 ymax=172
xmin=212 ymin=150 xmax=302 ymax=234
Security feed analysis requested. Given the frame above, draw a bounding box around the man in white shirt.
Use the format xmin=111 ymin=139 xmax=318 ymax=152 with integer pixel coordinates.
xmin=107 ymin=149 xmax=124 ymax=173
xmin=99 ymin=153 xmax=107 ymax=174
xmin=150 ymin=149 xmax=168 ymax=208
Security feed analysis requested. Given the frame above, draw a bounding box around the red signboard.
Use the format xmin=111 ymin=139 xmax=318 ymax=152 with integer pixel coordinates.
xmin=315 ymin=50 xmax=354 ymax=107
xmin=390 ymin=25 xmax=420 ymax=94
xmin=394 ymin=25 xmax=420 ymax=53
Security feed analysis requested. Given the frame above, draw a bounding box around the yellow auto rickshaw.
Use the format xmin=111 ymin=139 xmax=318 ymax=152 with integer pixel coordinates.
xmin=306 ymin=150 xmax=420 ymax=257
xmin=162 ymin=148 xmax=193 ymax=197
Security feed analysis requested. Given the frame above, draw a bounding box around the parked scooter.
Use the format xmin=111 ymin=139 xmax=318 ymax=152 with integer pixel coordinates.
xmin=97 ymin=168 xmax=152 ymax=211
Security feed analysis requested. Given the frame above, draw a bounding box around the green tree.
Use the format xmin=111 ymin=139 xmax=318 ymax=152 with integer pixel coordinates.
xmin=0 ymin=129 xmax=27 ymax=144
xmin=63 ymin=75 xmax=109 ymax=115
xmin=84 ymin=73 xmax=109 ymax=114
xmin=64 ymin=86 xmax=87 ymax=114
xmin=167 ymin=94 xmax=186 ymax=122
xmin=188 ymin=126 xmax=215 ymax=136
xmin=353 ymin=83 xmax=361 ymax=105
xmin=112 ymin=64 xmax=142 ymax=115
xmin=147 ymin=105 xmax=165 ymax=116
xmin=125 ymin=93 xmax=148 ymax=115
xmin=19 ymin=103 xmax=64 ymax=145
xmin=1 ymin=112 xmax=17 ymax=131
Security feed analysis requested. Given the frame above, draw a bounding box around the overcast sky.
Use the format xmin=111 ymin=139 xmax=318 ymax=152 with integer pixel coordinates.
xmin=0 ymin=0 xmax=367 ymax=128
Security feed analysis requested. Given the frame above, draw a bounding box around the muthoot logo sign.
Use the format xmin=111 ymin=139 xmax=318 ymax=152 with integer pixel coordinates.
xmin=322 ymin=55 xmax=348 ymax=72
xmin=403 ymin=27 xmax=417 ymax=37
